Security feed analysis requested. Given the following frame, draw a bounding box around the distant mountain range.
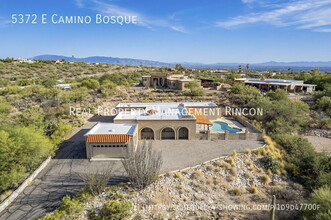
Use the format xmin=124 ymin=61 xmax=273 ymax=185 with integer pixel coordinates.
xmin=31 ymin=55 xmax=331 ymax=72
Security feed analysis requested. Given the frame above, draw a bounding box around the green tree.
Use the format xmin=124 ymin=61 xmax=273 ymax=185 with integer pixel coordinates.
xmin=42 ymin=78 xmax=57 ymax=88
xmin=81 ymin=79 xmax=100 ymax=89
xmin=18 ymin=108 xmax=45 ymax=130
xmin=51 ymin=123 xmax=72 ymax=144
xmin=267 ymin=89 xmax=288 ymax=101
xmin=304 ymin=186 xmax=331 ymax=220
xmin=184 ymin=81 xmax=205 ymax=96
xmin=100 ymin=80 xmax=117 ymax=97
xmin=317 ymin=96 xmax=331 ymax=115
xmin=0 ymin=127 xmax=55 ymax=191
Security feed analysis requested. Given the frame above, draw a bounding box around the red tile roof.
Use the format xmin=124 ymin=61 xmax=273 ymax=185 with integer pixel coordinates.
xmin=186 ymin=108 xmax=213 ymax=125
xmin=86 ymin=134 xmax=131 ymax=143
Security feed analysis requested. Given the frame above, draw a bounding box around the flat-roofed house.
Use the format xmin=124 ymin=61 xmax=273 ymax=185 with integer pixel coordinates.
xmin=235 ymin=78 xmax=316 ymax=93
xmin=85 ymin=102 xmax=219 ymax=159
xmin=141 ymin=74 xmax=201 ymax=90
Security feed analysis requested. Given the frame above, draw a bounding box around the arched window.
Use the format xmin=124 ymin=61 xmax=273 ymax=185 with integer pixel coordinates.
xmin=178 ymin=127 xmax=189 ymax=140
xmin=141 ymin=127 xmax=154 ymax=140
xmin=161 ymin=127 xmax=175 ymax=140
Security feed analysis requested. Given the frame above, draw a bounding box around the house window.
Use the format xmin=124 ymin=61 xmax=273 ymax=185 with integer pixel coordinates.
xmin=161 ymin=127 xmax=175 ymax=140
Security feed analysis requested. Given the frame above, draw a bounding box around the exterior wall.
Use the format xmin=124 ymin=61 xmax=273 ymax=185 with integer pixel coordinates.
xmin=137 ymin=120 xmax=197 ymax=140
xmin=167 ymin=79 xmax=179 ymax=90
xmin=113 ymin=119 xmax=137 ymax=124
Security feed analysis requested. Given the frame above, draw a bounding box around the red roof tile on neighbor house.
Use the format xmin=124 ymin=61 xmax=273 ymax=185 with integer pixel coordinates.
xmin=86 ymin=134 xmax=131 ymax=143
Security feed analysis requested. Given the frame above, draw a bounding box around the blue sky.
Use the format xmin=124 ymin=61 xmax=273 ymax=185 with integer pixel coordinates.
xmin=0 ymin=0 xmax=331 ymax=63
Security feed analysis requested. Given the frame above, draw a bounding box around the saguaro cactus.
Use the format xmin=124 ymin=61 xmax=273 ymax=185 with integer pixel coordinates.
xmin=270 ymin=195 xmax=276 ymax=220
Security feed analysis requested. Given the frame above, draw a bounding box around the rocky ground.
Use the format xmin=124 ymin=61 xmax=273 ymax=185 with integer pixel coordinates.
xmin=77 ymin=149 xmax=307 ymax=220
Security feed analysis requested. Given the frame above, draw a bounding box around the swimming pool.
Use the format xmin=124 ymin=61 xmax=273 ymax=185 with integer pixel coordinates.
xmin=211 ymin=122 xmax=242 ymax=133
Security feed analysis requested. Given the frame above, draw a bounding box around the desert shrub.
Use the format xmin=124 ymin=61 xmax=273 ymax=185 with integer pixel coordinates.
xmin=230 ymin=167 xmax=237 ymax=176
xmin=58 ymin=195 xmax=83 ymax=215
xmin=245 ymin=148 xmax=251 ymax=154
xmin=227 ymin=156 xmax=235 ymax=166
xmin=0 ymin=126 xmax=55 ymax=191
xmin=0 ymin=100 xmax=12 ymax=116
xmin=233 ymin=188 xmax=242 ymax=196
xmin=40 ymin=189 xmax=92 ymax=220
xmin=50 ymin=123 xmax=72 ymax=144
xmin=304 ymin=185 xmax=331 ymax=220
xmin=99 ymin=200 xmax=132 ymax=219
xmin=248 ymin=186 xmax=257 ymax=194
xmin=174 ymin=172 xmax=183 ymax=179
xmin=267 ymin=169 xmax=273 ymax=176
xmin=122 ymin=141 xmax=162 ymax=189
xmin=317 ymin=96 xmax=331 ymax=115
xmin=80 ymin=168 xmax=112 ymax=196
xmin=190 ymin=171 xmax=204 ymax=180
xmin=272 ymin=134 xmax=331 ymax=190
xmin=262 ymin=175 xmax=271 ymax=184
xmin=81 ymin=78 xmax=100 ymax=89
xmin=206 ymin=165 xmax=214 ymax=171
xmin=319 ymin=118 xmax=331 ymax=129
xmin=100 ymin=80 xmax=118 ymax=97
xmin=259 ymin=156 xmax=281 ymax=172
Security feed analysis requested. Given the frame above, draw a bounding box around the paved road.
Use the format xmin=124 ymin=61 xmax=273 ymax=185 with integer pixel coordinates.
xmin=0 ymin=121 xmax=264 ymax=220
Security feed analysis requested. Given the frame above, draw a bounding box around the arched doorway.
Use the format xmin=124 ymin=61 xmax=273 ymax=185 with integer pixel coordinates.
xmin=141 ymin=127 xmax=154 ymax=140
xmin=161 ymin=127 xmax=175 ymax=140
xmin=178 ymin=127 xmax=189 ymax=140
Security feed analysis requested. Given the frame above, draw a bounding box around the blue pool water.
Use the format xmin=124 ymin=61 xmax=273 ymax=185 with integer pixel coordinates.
xmin=211 ymin=122 xmax=242 ymax=133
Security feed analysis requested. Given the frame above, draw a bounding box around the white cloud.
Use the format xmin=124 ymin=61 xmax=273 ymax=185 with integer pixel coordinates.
xmin=217 ymin=0 xmax=331 ymax=32
xmin=78 ymin=0 xmax=188 ymax=33
xmin=0 ymin=17 xmax=11 ymax=27
xmin=241 ymin=0 xmax=257 ymax=3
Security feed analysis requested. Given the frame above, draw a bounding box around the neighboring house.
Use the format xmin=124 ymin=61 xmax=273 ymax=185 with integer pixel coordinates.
xmin=235 ymin=78 xmax=316 ymax=93
xmin=141 ymin=74 xmax=201 ymax=90
xmin=85 ymin=102 xmax=219 ymax=160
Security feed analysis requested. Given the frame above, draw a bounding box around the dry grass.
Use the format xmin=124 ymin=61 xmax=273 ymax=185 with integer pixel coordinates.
xmin=233 ymin=188 xmax=243 ymax=196
xmin=190 ymin=171 xmax=204 ymax=180
xmin=227 ymin=156 xmax=235 ymax=166
xmin=247 ymin=186 xmax=257 ymax=194
xmin=226 ymin=175 xmax=235 ymax=182
xmin=245 ymin=148 xmax=251 ymax=154
xmin=174 ymin=172 xmax=183 ymax=179
xmin=230 ymin=167 xmax=237 ymax=176
xmin=246 ymin=161 xmax=254 ymax=170
xmin=262 ymin=175 xmax=271 ymax=184
xmin=231 ymin=150 xmax=237 ymax=157
xmin=280 ymin=169 xmax=287 ymax=175
xmin=206 ymin=165 xmax=214 ymax=171
xmin=244 ymin=172 xmax=253 ymax=179
xmin=213 ymin=161 xmax=223 ymax=167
